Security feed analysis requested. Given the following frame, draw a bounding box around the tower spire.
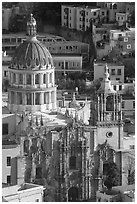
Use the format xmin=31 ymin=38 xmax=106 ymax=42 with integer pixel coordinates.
xmin=27 ymin=13 xmax=37 ymax=37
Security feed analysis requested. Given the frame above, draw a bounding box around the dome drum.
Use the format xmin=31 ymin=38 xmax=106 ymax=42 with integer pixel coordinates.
xmin=8 ymin=14 xmax=57 ymax=113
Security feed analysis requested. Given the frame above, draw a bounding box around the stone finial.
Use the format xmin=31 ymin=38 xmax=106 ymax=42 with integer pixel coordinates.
xmin=27 ymin=13 xmax=37 ymax=37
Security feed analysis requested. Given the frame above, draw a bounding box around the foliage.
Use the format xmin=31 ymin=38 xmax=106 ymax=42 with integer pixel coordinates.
xmin=103 ymin=162 xmax=119 ymax=190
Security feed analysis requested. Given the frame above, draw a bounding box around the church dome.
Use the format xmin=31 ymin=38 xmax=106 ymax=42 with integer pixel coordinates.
xmin=10 ymin=14 xmax=53 ymax=70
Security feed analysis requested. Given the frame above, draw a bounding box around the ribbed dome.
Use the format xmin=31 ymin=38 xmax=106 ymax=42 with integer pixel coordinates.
xmin=10 ymin=14 xmax=53 ymax=70
xmin=10 ymin=38 xmax=53 ymax=70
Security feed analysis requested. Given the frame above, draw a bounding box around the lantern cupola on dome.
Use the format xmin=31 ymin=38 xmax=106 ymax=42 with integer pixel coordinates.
xmin=27 ymin=13 xmax=37 ymax=37
xmin=10 ymin=13 xmax=53 ymax=70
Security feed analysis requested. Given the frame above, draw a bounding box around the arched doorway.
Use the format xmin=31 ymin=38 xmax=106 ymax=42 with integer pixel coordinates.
xmin=68 ymin=186 xmax=79 ymax=202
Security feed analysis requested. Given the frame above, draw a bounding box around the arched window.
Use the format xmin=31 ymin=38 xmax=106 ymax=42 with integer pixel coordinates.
xmin=36 ymin=167 xmax=42 ymax=179
xmin=27 ymin=74 xmax=31 ymax=85
xmin=11 ymin=91 xmax=15 ymax=104
xmin=35 ymin=74 xmax=39 ymax=84
xmin=19 ymin=74 xmax=23 ymax=84
xmin=113 ymin=3 xmax=117 ymax=10
xmin=69 ymin=156 xmax=76 ymax=170
xmin=49 ymin=73 xmax=52 ymax=83
xmin=35 ymin=93 xmax=40 ymax=105
xmin=17 ymin=92 xmax=22 ymax=104
xmin=106 ymin=95 xmax=114 ymax=111
xmin=26 ymin=93 xmax=32 ymax=105
xmin=13 ymin=73 xmax=16 ymax=83
xmin=43 ymin=74 xmax=46 ymax=84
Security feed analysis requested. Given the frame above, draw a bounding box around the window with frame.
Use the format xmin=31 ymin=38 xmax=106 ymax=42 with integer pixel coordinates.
xmin=7 ymin=157 xmax=11 ymax=166
xmin=119 ymin=85 xmax=122 ymax=91
xmin=13 ymin=73 xmax=16 ymax=83
xmin=35 ymin=93 xmax=40 ymax=105
xmin=93 ymin=12 xmax=96 ymax=16
xmin=116 ymin=78 xmax=120 ymax=81
xmin=19 ymin=74 xmax=23 ymax=84
xmin=130 ymin=145 xmax=135 ymax=149
xmin=35 ymin=74 xmax=39 ymax=84
xmin=2 ymin=123 xmax=8 ymax=135
xmin=113 ymin=85 xmax=116 ymax=90
xmin=26 ymin=74 xmax=31 ymax=85
xmin=127 ymin=44 xmax=131 ymax=49
xmin=26 ymin=93 xmax=32 ymax=105
xmin=43 ymin=74 xmax=46 ymax=84
xmin=69 ymin=156 xmax=76 ymax=170
xmin=122 ymin=101 xmax=125 ymax=109
xmin=7 ymin=175 xmax=11 ymax=184
xmin=4 ymin=71 xmax=7 ymax=77
xmin=111 ymin=69 xmax=115 ymax=75
xmin=117 ymin=69 xmax=121 ymax=75
xmin=49 ymin=73 xmax=52 ymax=83
xmin=124 ymin=37 xmax=128 ymax=42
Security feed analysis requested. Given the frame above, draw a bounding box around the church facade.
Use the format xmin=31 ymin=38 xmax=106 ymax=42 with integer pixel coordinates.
xmin=2 ymin=14 xmax=134 ymax=202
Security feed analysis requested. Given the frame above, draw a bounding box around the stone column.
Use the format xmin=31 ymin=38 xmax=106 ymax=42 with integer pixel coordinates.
xmin=23 ymin=74 xmax=26 ymax=86
xmin=31 ymin=74 xmax=34 ymax=86
xmin=15 ymin=92 xmax=17 ymax=104
xmin=52 ymin=71 xmax=55 ymax=86
xmin=46 ymin=73 xmax=49 ymax=87
xmin=49 ymin=91 xmax=51 ymax=104
xmin=33 ymin=74 xmax=35 ymax=86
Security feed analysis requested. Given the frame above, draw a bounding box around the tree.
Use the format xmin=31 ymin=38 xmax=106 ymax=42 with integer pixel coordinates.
xmin=103 ymin=162 xmax=119 ymax=190
xmin=95 ymin=141 xmax=119 ymax=191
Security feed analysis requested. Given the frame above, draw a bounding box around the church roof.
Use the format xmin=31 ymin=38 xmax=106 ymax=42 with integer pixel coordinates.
xmin=10 ymin=14 xmax=53 ymax=70
xmin=97 ymin=64 xmax=116 ymax=94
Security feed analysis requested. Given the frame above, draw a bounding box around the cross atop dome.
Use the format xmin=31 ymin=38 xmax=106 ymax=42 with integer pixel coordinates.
xmin=27 ymin=13 xmax=37 ymax=37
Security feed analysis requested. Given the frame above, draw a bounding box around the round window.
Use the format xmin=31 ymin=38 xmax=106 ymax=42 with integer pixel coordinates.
xmin=106 ymin=131 xmax=113 ymax=138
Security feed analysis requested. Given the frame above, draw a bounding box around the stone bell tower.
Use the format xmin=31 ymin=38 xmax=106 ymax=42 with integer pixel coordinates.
xmin=91 ymin=64 xmax=123 ymax=150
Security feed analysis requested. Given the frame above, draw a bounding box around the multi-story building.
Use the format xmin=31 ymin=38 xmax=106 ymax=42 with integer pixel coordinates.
xmin=125 ymin=2 xmax=135 ymax=14
xmin=104 ymin=2 xmax=126 ymax=22
xmin=62 ymin=5 xmax=107 ymax=31
xmin=2 ymin=183 xmax=44 ymax=202
xmin=109 ymin=28 xmax=135 ymax=51
xmin=114 ymin=31 xmax=135 ymax=56
xmin=62 ymin=2 xmax=134 ymax=31
xmin=2 ymin=5 xmax=20 ymax=31
xmin=94 ymin=62 xmax=124 ymax=83
xmin=2 ymin=33 xmax=89 ymax=64
xmin=116 ymin=13 xmax=128 ymax=27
